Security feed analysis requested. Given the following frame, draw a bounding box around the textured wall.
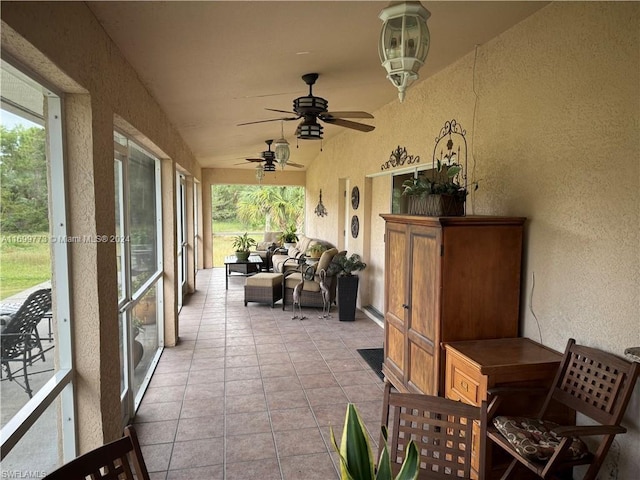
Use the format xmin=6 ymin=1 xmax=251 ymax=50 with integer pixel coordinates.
xmin=305 ymin=2 xmax=639 ymax=475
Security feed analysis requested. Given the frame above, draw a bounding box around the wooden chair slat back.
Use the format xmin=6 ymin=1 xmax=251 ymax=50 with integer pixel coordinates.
xmin=548 ymin=340 xmax=640 ymax=425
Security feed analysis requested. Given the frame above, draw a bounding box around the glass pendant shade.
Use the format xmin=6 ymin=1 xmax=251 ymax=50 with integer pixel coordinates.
xmin=379 ymin=2 xmax=431 ymax=102
xmin=274 ymin=138 xmax=290 ymax=168
xmin=274 ymin=120 xmax=290 ymax=168
xmin=255 ymin=164 xmax=265 ymax=183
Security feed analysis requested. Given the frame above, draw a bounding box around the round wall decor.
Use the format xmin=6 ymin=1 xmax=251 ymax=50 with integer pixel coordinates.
xmin=351 ymin=215 xmax=360 ymax=238
xmin=351 ymin=186 xmax=360 ymax=210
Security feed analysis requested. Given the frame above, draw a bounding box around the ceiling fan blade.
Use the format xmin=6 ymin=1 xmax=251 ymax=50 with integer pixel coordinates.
xmin=286 ymin=162 xmax=305 ymax=168
xmin=321 ymin=117 xmax=375 ymax=133
xmin=237 ymin=118 xmax=291 ymax=126
xmin=265 ymin=108 xmax=299 ymax=117
xmin=245 ymin=158 xmax=264 ymax=162
xmin=323 ymin=111 xmax=374 ymax=119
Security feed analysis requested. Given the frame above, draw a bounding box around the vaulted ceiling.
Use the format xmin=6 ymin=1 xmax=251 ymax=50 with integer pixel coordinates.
xmin=87 ymin=1 xmax=547 ymax=170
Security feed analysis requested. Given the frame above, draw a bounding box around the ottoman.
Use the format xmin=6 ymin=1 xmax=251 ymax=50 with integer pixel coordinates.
xmin=244 ymin=272 xmax=283 ymax=307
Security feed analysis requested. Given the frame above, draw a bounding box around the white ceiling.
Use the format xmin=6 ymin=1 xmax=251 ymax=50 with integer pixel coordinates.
xmin=87 ymin=1 xmax=547 ymax=170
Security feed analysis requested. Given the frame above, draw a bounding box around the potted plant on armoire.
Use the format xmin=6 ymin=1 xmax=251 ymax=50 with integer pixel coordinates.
xmin=329 ymin=253 xmax=367 ymax=321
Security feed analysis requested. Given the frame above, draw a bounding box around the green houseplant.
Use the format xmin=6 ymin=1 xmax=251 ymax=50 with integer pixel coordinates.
xmin=328 ymin=253 xmax=367 ymax=322
xmin=330 ymin=403 xmax=419 ymax=480
xmin=232 ymin=232 xmax=257 ymax=261
xmin=279 ymin=223 xmax=299 ymax=248
xmin=306 ymin=243 xmax=328 ymax=259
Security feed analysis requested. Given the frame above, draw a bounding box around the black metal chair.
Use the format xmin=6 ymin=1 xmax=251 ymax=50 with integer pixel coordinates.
xmin=0 ymin=288 xmax=53 ymax=398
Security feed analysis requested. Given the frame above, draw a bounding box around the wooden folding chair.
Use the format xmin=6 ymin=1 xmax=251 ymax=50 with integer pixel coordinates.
xmin=381 ymin=382 xmax=487 ymax=479
xmin=44 ymin=425 xmax=150 ymax=480
xmin=486 ymin=338 xmax=640 ymax=480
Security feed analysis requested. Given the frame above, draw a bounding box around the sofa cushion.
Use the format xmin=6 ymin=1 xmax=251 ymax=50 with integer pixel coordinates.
xmin=316 ymin=248 xmax=338 ymax=273
xmin=493 ymin=416 xmax=589 ymax=463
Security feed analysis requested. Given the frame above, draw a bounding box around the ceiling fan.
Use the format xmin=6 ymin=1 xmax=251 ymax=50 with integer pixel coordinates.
xmin=237 ymin=73 xmax=375 ymax=139
xmin=235 ymin=139 xmax=304 ymax=170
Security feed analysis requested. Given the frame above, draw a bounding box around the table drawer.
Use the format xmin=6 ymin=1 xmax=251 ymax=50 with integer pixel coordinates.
xmin=447 ymin=355 xmax=481 ymax=406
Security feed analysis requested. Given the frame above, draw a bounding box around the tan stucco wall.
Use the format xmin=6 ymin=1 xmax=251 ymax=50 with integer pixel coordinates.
xmin=305 ymin=2 xmax=639 ymax=474
xmin=2 ymin=2 xmax=201 ymax=451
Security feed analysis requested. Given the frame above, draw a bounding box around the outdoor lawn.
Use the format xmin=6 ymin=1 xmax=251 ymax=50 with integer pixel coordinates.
xmin=0 ymin=233 xmax=51 ymax=299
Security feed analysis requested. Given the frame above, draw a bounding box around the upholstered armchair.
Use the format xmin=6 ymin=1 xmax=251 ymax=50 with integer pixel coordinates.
xmin=250 ymin=231 xmax=281 ymax=270
xmin=272 ymin=235 xmax=334 ymax=274
xmin=281 ymin=248 xmax=345 ymax=310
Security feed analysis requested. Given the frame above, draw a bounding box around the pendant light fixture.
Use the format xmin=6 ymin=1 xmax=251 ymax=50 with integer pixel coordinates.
xmin=379 ymin=1 xmax=431 ymax=102
xmin=255 ymin=164 xmax=265 ymax=184
xmin=274 ymin=120 xmax=290 ymax=169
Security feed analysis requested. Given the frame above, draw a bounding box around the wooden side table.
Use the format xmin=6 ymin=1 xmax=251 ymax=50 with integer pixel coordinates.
xmin=444 ymin=337 xmax=573 ymax=479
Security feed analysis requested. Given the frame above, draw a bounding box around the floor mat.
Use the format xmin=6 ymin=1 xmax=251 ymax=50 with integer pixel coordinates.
xmin=357 ymin=348 xmax=384 ymax=381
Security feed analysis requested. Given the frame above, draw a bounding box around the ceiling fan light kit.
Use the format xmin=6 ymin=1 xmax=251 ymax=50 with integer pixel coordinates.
xmin=238 ymin=73 xmax=374 ymax=141
xmin=379 ymin=1 xmax=431 ymax=102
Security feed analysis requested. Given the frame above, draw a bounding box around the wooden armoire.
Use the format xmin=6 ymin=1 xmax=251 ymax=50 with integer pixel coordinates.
xmin=380 ymin=214 xmax=526 ymax=395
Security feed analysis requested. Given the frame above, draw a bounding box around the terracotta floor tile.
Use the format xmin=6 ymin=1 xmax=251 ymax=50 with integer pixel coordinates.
xmin=298 ymin=373 xmax=339 ymax=389
xmin=175 ymin=415 xmax=224 ymax=441
xmin=262 ymin=375 xmax=302 ymax=393
xmin=225 ymin=432 xmax=276 ymax=463
xmin=225 ymin=364 xmax=262 ymax=380
xmin=270 ymin=406 xmax=317 ymax=431
xmin=305 ymin=386 xmax=348 ymax=406
xmin=226 ymin=410 xmax=271 ymax=436
xmin=224 ymin=392 xmax=267 ymax=414
xmin=140 ymin=443 xmax=173 ymax=472
xmin=225 ymin=377 xmax=264 ymax=396
xmin=225 ymin=458 xmax=281 ymax=480
xmin=280 ymin=452 xmax=338 ymax=480
xmin=166 ymin=464 xmax=223 ymax=480
xmin=168 ymin=437 xmax=224 ymax=470
xmin=274 ymin=426 xmax=327 ymax=457
xmin=266 ymin=387 xmax=309 ymax=410
xmin=135 ymin=420 xmax=178 ymax=445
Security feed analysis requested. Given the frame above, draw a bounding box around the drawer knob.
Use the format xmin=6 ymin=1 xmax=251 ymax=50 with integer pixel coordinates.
xmin=460 ymin=380 xmax=469 ymax=391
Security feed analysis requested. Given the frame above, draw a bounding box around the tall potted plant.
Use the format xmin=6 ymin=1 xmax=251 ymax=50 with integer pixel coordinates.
xmin=329 ymin=253 xmax=367 ymax=321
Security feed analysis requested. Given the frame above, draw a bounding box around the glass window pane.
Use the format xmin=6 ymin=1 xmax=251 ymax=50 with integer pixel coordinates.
xmin=132 ymin=283 xmax=159 ymax=401
xmin=128 ymin=144 xmax=158 ymax=293
xmin=0 ymin=393 xmax=65 ymax=475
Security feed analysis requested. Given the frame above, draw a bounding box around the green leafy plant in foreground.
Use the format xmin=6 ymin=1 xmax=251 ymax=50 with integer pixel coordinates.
xmin=330 ymin=403 xmax=420 ymax=480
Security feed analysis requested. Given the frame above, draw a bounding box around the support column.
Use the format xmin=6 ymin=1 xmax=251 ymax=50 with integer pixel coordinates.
xmin=161 ymin=159 xmax=178 ymax=346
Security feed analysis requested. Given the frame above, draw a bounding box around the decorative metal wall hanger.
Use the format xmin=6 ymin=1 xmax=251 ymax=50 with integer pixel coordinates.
xmin=381 ymin=145 xmax=420 ymax=170
xmin=314 ymin=189 xmax=328 ymax=217
xmin=432 ymin=119 xmax=468 ymax=190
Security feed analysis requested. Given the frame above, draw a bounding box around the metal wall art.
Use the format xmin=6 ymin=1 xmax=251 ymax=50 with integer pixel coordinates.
xmin=381 ymin=145 xmax=420 ymax=170
xmin=314 ymin=189 xmax=328 ymax=217
xmin=432 ymin=119 xmax=468 ymax=191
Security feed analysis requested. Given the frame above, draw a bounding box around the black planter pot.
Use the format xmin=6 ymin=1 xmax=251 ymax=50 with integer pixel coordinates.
xmin=337 ymin=275 xmax=359 ymax=321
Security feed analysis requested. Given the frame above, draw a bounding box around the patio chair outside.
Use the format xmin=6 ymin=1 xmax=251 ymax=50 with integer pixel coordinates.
xmin=0 ymin=288 xmax=53 ymax=398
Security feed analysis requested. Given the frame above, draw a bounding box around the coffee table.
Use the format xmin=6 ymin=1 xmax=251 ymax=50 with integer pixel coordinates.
xmin=224 ymin=254 xmax=263 ymax=289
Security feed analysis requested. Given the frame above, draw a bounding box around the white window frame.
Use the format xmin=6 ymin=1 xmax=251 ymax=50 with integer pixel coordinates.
xmin=0 ymin=58 xmax=76 ymax=462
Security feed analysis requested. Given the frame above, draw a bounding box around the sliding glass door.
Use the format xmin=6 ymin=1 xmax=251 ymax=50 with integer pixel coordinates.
xmin=114 ymin=132 xmax=163 ymax=421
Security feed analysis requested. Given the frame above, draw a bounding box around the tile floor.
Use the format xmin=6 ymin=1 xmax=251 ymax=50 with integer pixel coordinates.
xmin=134 ymin=268 xmax=385 ymax=480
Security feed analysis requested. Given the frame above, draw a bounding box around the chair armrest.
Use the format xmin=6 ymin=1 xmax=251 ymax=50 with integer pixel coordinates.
xmin=551 ymin=424 xmax=626 ymax=437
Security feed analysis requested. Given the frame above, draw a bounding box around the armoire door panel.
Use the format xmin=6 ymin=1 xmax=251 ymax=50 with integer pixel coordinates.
xmin=408 ymin=341 xmax=435 ymax=395
xmin=385 ymin=321 xmax=405 ymax=375
xmin=385 ymin=226 xmax=407 ymax=322
xmin=409 ymin=229 xmax=438 ymax=342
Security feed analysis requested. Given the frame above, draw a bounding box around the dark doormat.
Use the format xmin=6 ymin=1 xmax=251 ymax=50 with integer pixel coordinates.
xmin=357 ymin=348 xmax=384 ymax=381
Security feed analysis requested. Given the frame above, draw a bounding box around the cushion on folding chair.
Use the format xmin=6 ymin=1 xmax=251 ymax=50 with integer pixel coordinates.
xmin=493 ymin=416 xmax=589 ymax=462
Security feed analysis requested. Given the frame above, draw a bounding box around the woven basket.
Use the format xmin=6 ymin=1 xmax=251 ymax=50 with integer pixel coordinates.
xmin=408 ymin=194 xmax=465 ymax=216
